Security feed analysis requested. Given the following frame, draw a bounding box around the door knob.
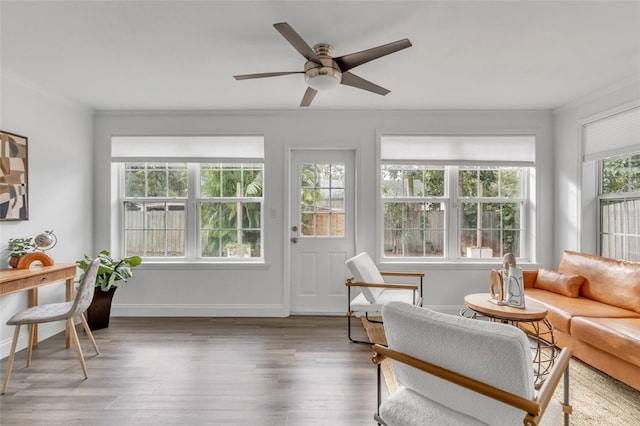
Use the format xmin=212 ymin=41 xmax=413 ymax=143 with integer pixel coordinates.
xmin=291 ymin=237 xmax=298 ymax=243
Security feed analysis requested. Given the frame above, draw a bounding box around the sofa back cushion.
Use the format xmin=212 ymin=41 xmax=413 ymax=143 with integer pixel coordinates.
xmin=558 ymin=251 xmax=640 ymax=313
xmin=533 ymin=268 xmax=585 ymax=297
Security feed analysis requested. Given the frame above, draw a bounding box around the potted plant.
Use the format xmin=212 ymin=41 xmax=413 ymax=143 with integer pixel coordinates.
xmin=7 ymin=237 xmax=34 ymax=268
xmin=77 ymin=250 xmax=142 ymax=330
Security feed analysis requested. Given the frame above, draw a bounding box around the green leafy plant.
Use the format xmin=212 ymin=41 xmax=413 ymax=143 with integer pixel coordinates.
xmin=77 ymin=250 xmax=142 ymax=291
xmin=7 ymin=237 xmax=34 ymax=257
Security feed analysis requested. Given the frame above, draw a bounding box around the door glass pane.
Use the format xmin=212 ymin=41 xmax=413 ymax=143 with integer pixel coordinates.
xmin=299 ymin=162 xmax=345 ymax=237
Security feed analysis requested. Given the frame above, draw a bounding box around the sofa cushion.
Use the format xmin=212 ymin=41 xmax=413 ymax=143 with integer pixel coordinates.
xmin=570 ymin=317 xmax=640 ymax=367
xmin=559 ymin=251 xmax=640 ymax=314
xmin=533 ymin=268 xmax=585 ymax=297
xmin=524 ymin=289 xmax=640 ymax=334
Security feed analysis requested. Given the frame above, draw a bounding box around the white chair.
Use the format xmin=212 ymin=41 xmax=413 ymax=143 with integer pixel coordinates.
xmin=2 ymin=258 xmax=101 ymax=394
xmin=373 ymin=301 xmax=572 ymax=426
xmin=345 ymin=252 xmax=423 ymax=344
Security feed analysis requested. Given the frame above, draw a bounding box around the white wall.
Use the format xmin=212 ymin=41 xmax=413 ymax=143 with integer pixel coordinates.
xmin=94 ymin=109 xmax=554 ymax=317
xmin=0 ymin=74 xmax=94 ymax=358
xmin=553 ymin=76 xmax=640 ymax=262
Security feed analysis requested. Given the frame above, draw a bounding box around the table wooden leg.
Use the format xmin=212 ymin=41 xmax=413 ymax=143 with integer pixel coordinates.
xmin=28 ymin=288 xmax=38 ymax=347
xmin=65 ymin=278 xmax=74 ymax=348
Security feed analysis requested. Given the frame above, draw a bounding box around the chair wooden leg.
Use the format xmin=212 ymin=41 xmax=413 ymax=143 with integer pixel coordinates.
xmin=79 ymin=313 xmax=100 ymax=355
xmin=68 ymin=318 xmax=88 ymax=379
xmin=2 ymin=325 xmax=21 ymax=394
xmin=26 ymin=324 xmax=35 ymax=367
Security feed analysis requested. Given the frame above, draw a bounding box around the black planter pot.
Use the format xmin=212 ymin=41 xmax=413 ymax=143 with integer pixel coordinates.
xmin=86 ymin=286 xmax=117 ymax=330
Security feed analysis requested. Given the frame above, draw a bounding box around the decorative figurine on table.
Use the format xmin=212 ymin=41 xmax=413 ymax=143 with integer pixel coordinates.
xmin=489 ymin=252 xmax=525 ymax=308
xmin=15 ymin=230 xmax=57 ymax=269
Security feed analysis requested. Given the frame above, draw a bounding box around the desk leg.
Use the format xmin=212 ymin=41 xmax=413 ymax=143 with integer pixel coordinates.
xmin=65 ymin=278 xmax=74 ymax=348
xmin=28 ymin=288 xmax=38 ymax=347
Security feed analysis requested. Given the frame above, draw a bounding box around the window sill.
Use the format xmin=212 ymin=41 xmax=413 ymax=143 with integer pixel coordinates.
xmin=136 ymin=260 xmax=270 ymax=270
xmin=377 ymin=260 xmax=541 ymax=270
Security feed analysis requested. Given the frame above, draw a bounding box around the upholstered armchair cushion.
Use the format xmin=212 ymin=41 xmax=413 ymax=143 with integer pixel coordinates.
xmin=346 ymin=252 xmax=386 ymax=303
xmin=381 ymin=301 xmax=536 ymax=426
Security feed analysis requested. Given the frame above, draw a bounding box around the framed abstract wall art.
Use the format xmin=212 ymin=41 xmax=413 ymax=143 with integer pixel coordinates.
xmin=0 ymin=130 xmax=29 ymax=220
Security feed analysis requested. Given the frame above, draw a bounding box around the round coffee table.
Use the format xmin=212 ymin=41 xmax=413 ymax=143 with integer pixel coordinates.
xmin=461 ymin=293 xmax=556 ymax=388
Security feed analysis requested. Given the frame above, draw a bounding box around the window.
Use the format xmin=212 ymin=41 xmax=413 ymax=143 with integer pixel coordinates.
xmin=582 ymin=106 xmax=640 ymax=261
xmin=380 ymin=135 xmax=535 ymax=261
xmin=598 ymin=152 xmax=640 ymax=261
xmin=458 ymin=166 xmax=525 ymax=258
xmin=112 ymin=136 xmax=264 ymax=261
xmin=300 ymin=162 xmax=345 ymax=237
xmin=381 ymin=165 xmax=445 ymax=257
xmin=123 ymin=162 xmax=188 ymax=257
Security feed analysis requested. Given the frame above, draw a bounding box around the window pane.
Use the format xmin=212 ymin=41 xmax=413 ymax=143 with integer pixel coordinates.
xmin=460 ymin=166 xmax=523 ymax=198
xmin=125 ymin=163 xmax=146 ymax=197
xmin=241 ymin=202 xmax=261 ymax=228
xmin=201 ymin=165 xmax=221 ymax=197
xmin=383 ymin=201 xmax=444 ymax=257
xmin=168 ymin=164 xmax=188 ymax=197
xmin=480 ymin=169 xmax=499 ymax=197
xmin=299 ymin=162 xmax=345 ymax=238
xmin=222 ymin=165 xmax=242 ymax=197
xmin=243 ymin=167 xmax=263 ymax=197
xmin=123 ymin=161 xmax=264 ymax=260
xmin=599 ymin=153 xmax=640 ymax=261
xmin=460 ymin=168 xmax=478 ymax=197
xmin=200 ymin=197 xmax=262 ymax=258
xmin=382 ymin=165 xmax=445 ymax=198
xmin=600 ymin=197 xmax=640 ymax=261
xmin=460 ymin=202 xmax=521 ymax=258
xmin=301 ymin=213 xmax=316 ymax=236
xmin=124 ymin=201 xmax=185 ymax=257
xmin=220 ymin=203 xmax=238 ymax=228
xmin=500 ymin=168 xmax=522 ymax=197
xmin=147 ymin=164 xmax=168 ymax=197
xmin=602 ymin=153 xmax=640 ymax=194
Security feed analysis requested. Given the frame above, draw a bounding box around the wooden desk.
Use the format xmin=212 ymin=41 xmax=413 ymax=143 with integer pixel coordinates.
xmin=0 ymin=263 xmax=77 ymax=348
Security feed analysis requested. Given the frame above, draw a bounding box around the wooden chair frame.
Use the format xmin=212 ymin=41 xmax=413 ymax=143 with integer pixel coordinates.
xmin=346 ymin=271 xmax=423 ymax=345
xmin=372 ymin=344 xmax=572 ymax=426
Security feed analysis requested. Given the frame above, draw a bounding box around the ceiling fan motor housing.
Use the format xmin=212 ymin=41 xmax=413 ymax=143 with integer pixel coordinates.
xmin=304 ymin=44 xmax=342 ymax=90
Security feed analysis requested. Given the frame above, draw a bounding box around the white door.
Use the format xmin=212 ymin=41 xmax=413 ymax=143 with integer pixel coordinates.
xmin=289 ymin=149 xmax=356 ymax=314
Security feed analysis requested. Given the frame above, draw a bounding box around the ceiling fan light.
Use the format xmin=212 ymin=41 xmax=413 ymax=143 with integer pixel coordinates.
xmin=305 ymin=65 xmax=342 ymax=91
xmin=308 ymin=74 xmax=340 ymax=90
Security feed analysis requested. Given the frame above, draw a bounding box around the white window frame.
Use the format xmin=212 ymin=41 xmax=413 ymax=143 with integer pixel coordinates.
xmin=580 ymin=103 xmax=640 ymax=256
xmin=596 ymin=152 xmax=640 ymax=261
xmin=110 ymin=136 xmax=265 ymax=265
xmin=378 ymin=135 xmax=535 ymax=263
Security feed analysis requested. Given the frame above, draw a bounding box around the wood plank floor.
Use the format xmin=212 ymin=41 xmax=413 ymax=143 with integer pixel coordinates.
xmin=0 ymin=317 xmax=380 ymax=426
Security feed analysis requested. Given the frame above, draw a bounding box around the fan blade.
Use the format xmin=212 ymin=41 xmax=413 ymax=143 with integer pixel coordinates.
xmin=334 ymin=39 xmax=412 ymax=72
xmin=340 ymin=72 xmax=390 ymax=96
xmin=274 ymin=22 xmax=322 ymax=65
xmin=300 ymin=86 xmax=318 ymax=107
xmin=234 ymin=71 xmax=303 ymax=80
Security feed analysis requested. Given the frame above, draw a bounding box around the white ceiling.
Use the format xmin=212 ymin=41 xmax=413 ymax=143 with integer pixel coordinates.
xmin=1 ymin=0 xmax=639 ymax=111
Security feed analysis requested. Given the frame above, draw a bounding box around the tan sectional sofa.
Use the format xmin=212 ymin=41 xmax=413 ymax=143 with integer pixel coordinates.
xmin=522 ymin=250 xmax=640 ymax=391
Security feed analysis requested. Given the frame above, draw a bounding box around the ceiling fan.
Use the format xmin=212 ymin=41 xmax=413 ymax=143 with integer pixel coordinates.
xmin=233 ymin=22 xmax=412 ymax=107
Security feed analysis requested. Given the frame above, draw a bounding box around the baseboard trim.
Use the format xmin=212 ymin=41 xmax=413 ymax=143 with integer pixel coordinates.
xmin=0 ymin=322 xmax=66 ymax=360
xmin=111 ymin=304 xmax=464 ymax=317
xmin=110 ymin=303 xmax=288 ymax=317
